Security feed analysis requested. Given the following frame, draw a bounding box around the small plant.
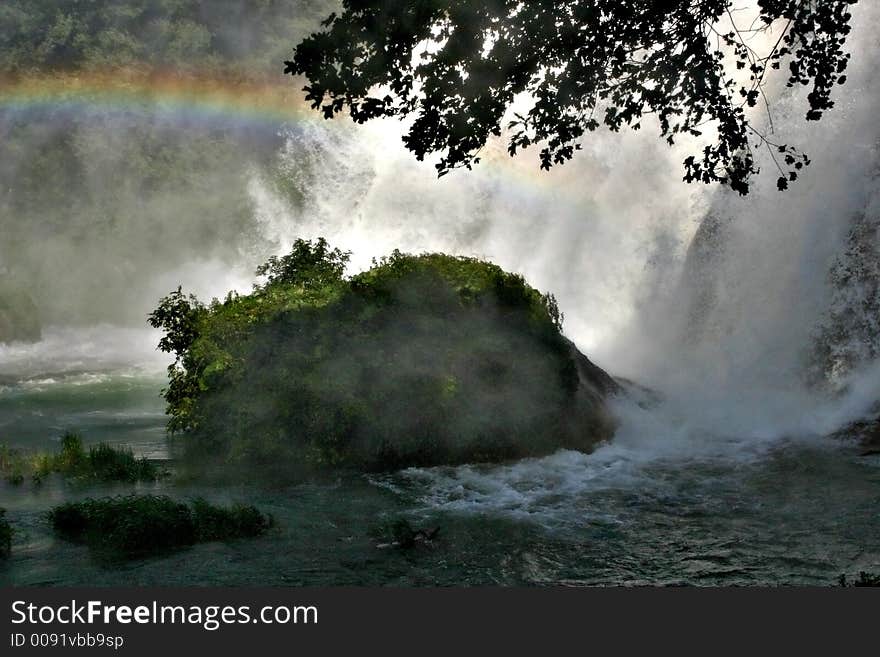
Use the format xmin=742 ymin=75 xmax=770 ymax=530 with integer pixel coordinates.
xmin=0 ymin=508 xmax=12 ymax=558
xmin=30 ymin=452 xmax=54 ymax=484
xmin=48 ymin=495 xmax=273 ymax=560
xmin=56 ymin=431 xmax=88 ymax=473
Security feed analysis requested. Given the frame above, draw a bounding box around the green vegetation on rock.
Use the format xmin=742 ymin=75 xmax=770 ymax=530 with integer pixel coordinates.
xmin=0 ymin=432 xmax=161 ymax=485
xmin=150 ymin=239 xmax=617 ymax=478
xmin=49 ymin=495 xmax=273 ymax=560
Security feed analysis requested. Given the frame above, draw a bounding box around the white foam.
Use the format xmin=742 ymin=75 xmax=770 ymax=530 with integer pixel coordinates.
xmin=0 ymin=325 xmax=169 ymax=382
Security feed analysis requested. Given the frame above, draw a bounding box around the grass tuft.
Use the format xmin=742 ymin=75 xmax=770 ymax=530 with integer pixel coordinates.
xmin=0 ymin=432 xmax=162 ymax=485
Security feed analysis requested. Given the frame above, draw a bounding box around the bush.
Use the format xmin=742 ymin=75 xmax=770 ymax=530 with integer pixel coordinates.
xmin=151 ymin=240 xmax=616 ymax=478
xmin=48 ymin=495 xmax=273 ymax=560
xmin=0 ymin=433 xmax=161 ymax=485
xmin=0 ymin=508 xmax=12 ymax=559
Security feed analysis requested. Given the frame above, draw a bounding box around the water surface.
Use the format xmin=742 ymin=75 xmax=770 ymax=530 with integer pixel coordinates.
xmin=2 ymin=358 xmax=878 ymax=586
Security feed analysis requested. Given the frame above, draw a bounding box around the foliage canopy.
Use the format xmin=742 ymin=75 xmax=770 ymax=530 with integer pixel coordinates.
xmin=0 ymin=0 xmax=319 ymax=75
xmin=286 ymin=0 xmax=858 ymax=194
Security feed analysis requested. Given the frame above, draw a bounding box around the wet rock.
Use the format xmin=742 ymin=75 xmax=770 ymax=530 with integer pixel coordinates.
xmin=829 ymin=414 xmax=880 ymax=456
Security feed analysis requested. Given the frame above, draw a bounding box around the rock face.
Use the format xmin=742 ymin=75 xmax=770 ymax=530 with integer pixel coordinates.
xmin=0 ymin=279 xmax=41 ymax=344
xmin=563 ymin=334 xmax=620 ymax=436
xmin=155 ymin=248 xmax=619 ymax=478
xmin=810 ymin=208 xmax=880 ymax=387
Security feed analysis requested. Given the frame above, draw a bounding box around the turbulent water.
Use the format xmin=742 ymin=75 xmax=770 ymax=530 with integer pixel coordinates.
xmin=2 ymin=4 xmax=880 ymax=585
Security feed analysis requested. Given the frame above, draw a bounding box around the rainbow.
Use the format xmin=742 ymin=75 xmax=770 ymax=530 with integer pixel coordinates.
xmin=0 ymin=69 xmax=316 ymax=131
xmin=0 ymin=68 xmax=572 ymax=181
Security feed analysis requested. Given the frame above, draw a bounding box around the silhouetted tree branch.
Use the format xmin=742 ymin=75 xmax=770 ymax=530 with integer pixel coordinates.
xmin=285 ymin=0 xmax=857 ymax=194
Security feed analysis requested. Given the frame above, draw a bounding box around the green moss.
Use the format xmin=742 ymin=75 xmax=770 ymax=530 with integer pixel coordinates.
xmin=0 ymin=433 xmax=161 ymax=485
xmin=151 ymin=240 xmax=613 ymax=479
xmin=48 ymin=495 xmax=273 ymax=561
xmin=0 ymin=508 xmax=12 ymax=559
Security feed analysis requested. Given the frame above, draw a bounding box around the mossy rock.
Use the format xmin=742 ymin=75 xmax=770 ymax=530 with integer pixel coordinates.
xmin=152 ymin=242 xmax=619 ymax=478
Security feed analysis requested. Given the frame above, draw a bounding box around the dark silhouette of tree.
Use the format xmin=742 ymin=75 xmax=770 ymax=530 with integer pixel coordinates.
xmin=285 ymin=0 xmax=858 ymax=194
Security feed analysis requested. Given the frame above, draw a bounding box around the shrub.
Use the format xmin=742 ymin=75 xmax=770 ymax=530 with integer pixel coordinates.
xmin=48 ymin=495 xmax=272 ymax=560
